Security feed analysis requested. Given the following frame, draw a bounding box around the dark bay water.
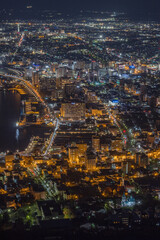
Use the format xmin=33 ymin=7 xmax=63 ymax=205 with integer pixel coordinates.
xmin=0 ymin=90 xmax=49 ymax=152
xmin=0 ymin=89 xmax=21 ymax=152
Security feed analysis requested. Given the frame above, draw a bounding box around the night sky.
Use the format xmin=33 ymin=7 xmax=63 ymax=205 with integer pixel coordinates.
xmin=1 ymin=0 xmax=160 ymax=18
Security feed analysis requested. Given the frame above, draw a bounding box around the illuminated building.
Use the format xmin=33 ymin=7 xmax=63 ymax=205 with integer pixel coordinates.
xmin=32 ymin=71 xmax=39 ymax=88
xmin=76 ymin=143 xmax=87 ymax=165
xmin=92 ymin=108 xmax=103 ymax=116
xmin=56 ymin=67 xmax=68 ymax=78
xmin=31 ymin=185 xmax=46 ymax=200
xmin=98 ymin=68 xmax=107 ymax=78
xmin=0 ymin=80 xmax=2 ymax=87
xmin=111 ymin=139 xmax=123 ymax=152
xmin=121 ymin=194 xmax=136 ymax=207
xmin=5 ymin=154 xmax=14 ymax=169
xmin=61 ymin=102 xmax=86 ymax=121
xmin=52 ymin=88 xmax=64 ymax=99
xmin=78 ymin=155 xmax=86 ymax=165
xmin=25 ymin=68 xmax=33 ymax=78
xmin=92 ymin=136 xmax=100 ymax=152
xmin=135 ymin=153 xmax=148 ymax=167
xmin=17 ymin=23 xmax=20 ymax=33
xmin=56 ymin=78 xmax=62 ymax=89
xmin=86 ymin=91 xmax=97 ymax=103
xmin=25 ymin=102 xmax=32 ymax=114
xmin=74 ymin=61 xmax=85 ymax=70
xmin=76 ymin=143 xmax=88 ymax=156
xmin=156 ymin=97 xmax=160 ymax=107
xmin=68 ymin=143 xmax=79 ymax=165
xmin=85 ymin=147 xmax=97 ymax=171
xmin=122 ymin=161 xmax=132 ymax=175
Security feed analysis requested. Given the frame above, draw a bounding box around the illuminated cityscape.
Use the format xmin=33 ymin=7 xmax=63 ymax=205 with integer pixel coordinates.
xmin=0 ymin=5 xmax=160 ymax=240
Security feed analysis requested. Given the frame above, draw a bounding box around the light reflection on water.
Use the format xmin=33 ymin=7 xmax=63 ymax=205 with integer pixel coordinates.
xmin=16 ymin=128 xmax=19 ymax=141
xmin=0 ymin=90 xmax=50 ymax=152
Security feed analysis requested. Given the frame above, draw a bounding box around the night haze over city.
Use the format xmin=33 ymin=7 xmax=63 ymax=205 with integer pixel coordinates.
xmin=1 ymin=0 xmax=160 ymax=240
xmin=0 ymin=0 xmax=160 ymax=19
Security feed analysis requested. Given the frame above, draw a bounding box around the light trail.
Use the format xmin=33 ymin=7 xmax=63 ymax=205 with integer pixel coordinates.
xmin=43 ymin=118 xmax=60 ymax=156
xmin=11 ymin=32 xmax=25 ymax=63
xmin=18 ymin=33 xmax=24 ymax=47
xmin=0 ymin=73 xmax=60 ymax=156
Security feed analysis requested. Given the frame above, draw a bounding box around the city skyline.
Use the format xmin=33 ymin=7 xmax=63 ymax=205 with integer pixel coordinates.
xmin=0 ymin=8 xmax=160 ymax=240
xmin=0 ymin=0 xmax=159 ymax=17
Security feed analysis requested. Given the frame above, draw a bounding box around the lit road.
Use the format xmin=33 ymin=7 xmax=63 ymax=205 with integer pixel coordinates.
xmin=43 ymin=118 xmax=60 ymax=156
xmin=104 ymin=101 xmax=145 ymax=153
xmin=79 ymin=38 xmax=144 ymax=153
xmin=6 ymin=67 xmax=24 ymax=77
xmin=0 ymin=73 xmax=45 ymax=104
xmin=104 ymin=104 xmax=127 ymax=147
xmin=0 ymin=72 xmax=60 ymax=156
xmin=28 ymin=164 xmax=58 ymax=199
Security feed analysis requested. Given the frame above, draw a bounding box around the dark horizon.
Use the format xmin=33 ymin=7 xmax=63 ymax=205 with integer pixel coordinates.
xmin=0 ymin=0 xmax=159 ymax=16
xmin=1 ymin=9 xmax=160 ymax=22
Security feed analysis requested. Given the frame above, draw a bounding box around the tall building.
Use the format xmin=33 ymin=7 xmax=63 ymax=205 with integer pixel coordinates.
xmin=61 ymin=102 xmax=86 ymax=121
xmin=25 ymin=68 xmax=33 ymax=78
xmin=74 ymin=61 xmax=85 ymax=70
xmin=32 ymin=71 xmax=39 ymax=87
xmin=92 ymin=136 xmax=100 ymax=152
xmin=87 ymin=91 xmax=97 ymax=103
xmin=122 ymin=161 xmax=132 ymax=175
xmin=56 ymin=67 xmax=67 ymax=78
xmin=25 ymin=102 xmax=32 ymax=114
xmin=17 ymin=23 xmax=20 ymax=33
xmin=135 ymin=153 xmax=148 ymax=167
xmin=76 ymin=143 xmax=88 ymax=157
xmin=68 ymin=143 xmax=79 ymax=165
xmin=111 ymin=138 xmax=123 ymax=152
xmin=85 ymin=147 xmax=97 ymax=171
xmin=140 ymin=84 xmax=147 ymax=102
xmin=56 ymin=78 xmax=62 ymax=89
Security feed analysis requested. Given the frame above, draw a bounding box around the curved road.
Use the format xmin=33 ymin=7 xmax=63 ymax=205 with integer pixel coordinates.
xmin=0 ymin=72 xmax=59 ymax=155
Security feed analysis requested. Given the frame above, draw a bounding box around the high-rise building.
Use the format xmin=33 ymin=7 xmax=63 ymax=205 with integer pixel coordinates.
xmin=32 ymin=71 xmax=39 ymax=88
xmin=122 ymin=161 xmax=132 ymax=175
xmin=56 ymin=78 xmax=62 ymax=89
xmin=25 ymin=102 xmax=32 ymax=114
xmin=156 ymin=97 xmax=160 ymax=107
xmin=68 ymin=143 xmax=79 ymax=165
xmin=56 ymin=67 xmax=67 ymax=78
xmin=135 ymin=153 xmax=148 ymax=167
xmin=85 ymin=147 xmax=97 ymax=171
xmin=92 ymin=136 xmax=100 ymax=152
xmin=76 ymin=143 xmax=88 ymax=157
xmin=86 ymin=91 xmax=97 ymax=103
xmin=111 ymin=138 xmax=123 ymax=152
xmin=61 ymin=102 xmax=86 ymax=121
xmin=52 ymin=88 xmax=64 ymax=99
xmin=74 ymin=61 xmax=85 ymax=70
xmin=25 ymin=68 xmax=33 ymax=78
xmin=17 ymin=23 xmax=20 ymax=33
